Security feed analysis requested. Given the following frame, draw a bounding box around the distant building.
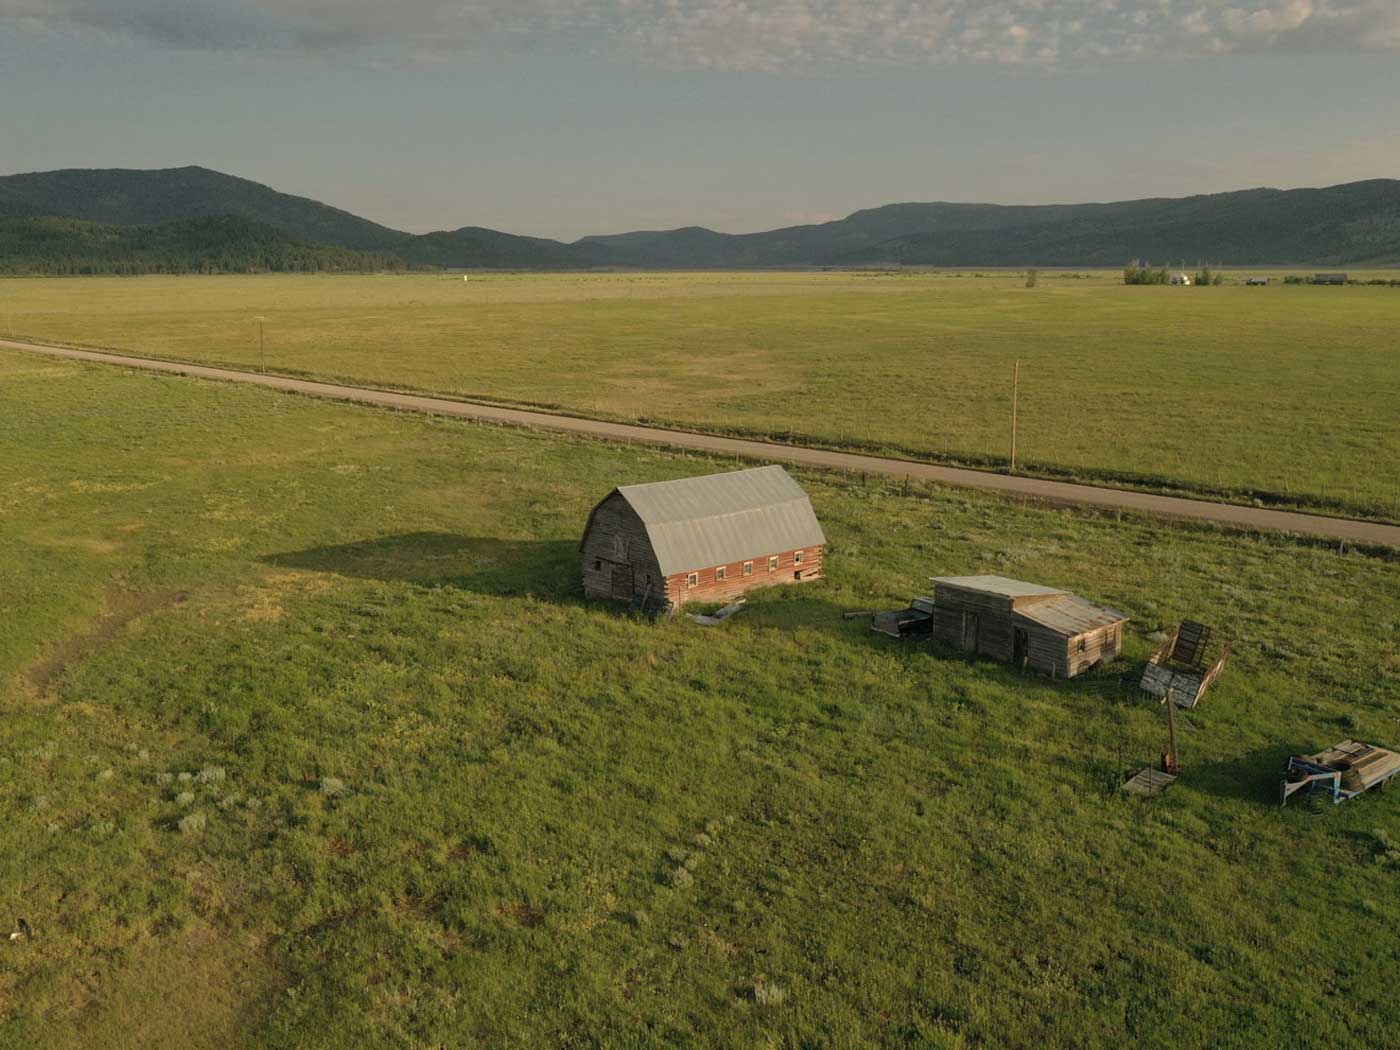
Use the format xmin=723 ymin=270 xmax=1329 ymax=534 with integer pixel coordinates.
xmin=928 ymin=575 xmax=1128 ymax=678
xmin=580 ymin=465 xmax=826 ymax=610
xmin=1313 ymin=273 xmax=1349 ymax=285
xmin=1169 ymin=272 xmax=1192 ymax=286
xmin=1246 ymin=277 xmax=1269 ymax=286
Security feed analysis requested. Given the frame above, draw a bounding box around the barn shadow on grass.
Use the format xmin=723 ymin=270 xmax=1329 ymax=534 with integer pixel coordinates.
xmin=1188 ymin=745 xmax=1300 ymax=804
xmin=261 ymin=532 xmax=582 ymax=602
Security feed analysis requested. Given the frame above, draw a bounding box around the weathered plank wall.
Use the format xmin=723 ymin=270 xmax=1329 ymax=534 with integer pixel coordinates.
xmin=929 ymin=590 xmax=1015 ymax=661
xmin=1061 ymin=623 xmax=1122 ymax=677
xmin=932 ymin=588 xmax=1124 ymax=679
xmin=580 ymin=493 xmax=663 ymax=602
xmin=1022 ymin=625 xmax=1068 ymax=677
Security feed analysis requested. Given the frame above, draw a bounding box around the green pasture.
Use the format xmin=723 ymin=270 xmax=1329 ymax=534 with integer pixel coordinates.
xmin=2 ymin=349 xmax=1398 ymax=1048
xmin=2 ymin=270 xmax=1397 ymax=520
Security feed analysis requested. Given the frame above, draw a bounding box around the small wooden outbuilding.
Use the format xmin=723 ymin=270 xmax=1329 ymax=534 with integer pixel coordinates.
xmin=580 ymin=465 xmax=826 ymax=610
xmin=928 ymin=575 xmax=1128 ymax=678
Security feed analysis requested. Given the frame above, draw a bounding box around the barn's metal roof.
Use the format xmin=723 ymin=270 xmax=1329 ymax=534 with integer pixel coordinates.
xmin=930 ymin=575 xmax=1066 ymax=600
xmin=1013 ymin=593 xmax=1129 ymax=636
xmin=614 ymin=465 xmax=826 ymax=576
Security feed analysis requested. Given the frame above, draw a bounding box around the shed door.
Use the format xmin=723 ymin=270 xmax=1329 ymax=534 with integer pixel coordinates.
xmin=1013 ymin=628 xmax=1029 ymax=665
xmin=610 ymin=563 xmax=634 ymax=601
xmin=961 ymin=612 xmax=979 ymax=652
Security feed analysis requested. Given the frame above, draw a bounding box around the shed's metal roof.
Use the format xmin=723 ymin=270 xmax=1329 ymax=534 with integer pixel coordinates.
xmin=614 ymin=465 xmax=826 ymax=576
xmin=1013 ymin=593 xmax=1129 ymax=636
xmin=931 ymin=575 xmax=1066 ymax=600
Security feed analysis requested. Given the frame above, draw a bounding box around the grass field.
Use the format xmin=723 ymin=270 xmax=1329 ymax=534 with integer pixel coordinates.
xmin=2 ymin=270 xmax=1398 ymax=521
xmin=3 ymin=348 xmax=1399 ymax=1048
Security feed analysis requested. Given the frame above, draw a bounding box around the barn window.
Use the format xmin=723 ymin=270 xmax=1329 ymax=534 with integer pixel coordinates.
xmin=687 ymin=572 xmax=699 ymax=588
xmin=715 ymin=566 xmax=727 ymax=581
xmin=768 ymin=555 xmax=779 ymax=572
xmin=743 ymin=561 xmax=753 ymax=576
xmin=793 ymin=550 xmax=804 ymax=566
xmin=594 ymin=559 xmax=602 ymax=571
xmin=1078 ymin=637 xmax=1087 ymax=653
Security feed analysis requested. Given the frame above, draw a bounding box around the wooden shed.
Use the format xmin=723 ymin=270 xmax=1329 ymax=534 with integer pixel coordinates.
xmin=580 ymin=465 xmax=826 ymax=610
xmin=928 ymin=575 xmax=1128 ymax=678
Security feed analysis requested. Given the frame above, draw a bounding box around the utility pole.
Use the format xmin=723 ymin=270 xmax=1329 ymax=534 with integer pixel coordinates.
xmin=255 ymin=316 xmax=267 ymax=373
xmin=1010 ymin=360 xmax=1020 ymax=473
xmin=1163 ymin=694 xmax=1182 ymax=775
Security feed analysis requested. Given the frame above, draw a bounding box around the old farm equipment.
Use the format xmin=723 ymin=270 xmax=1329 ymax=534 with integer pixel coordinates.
xmin=1123 ymin=695 xmax=1184 ymax=798
xmin=1281 ymin=741 xmax=1400 ymax=807
xmin=1141 ymin=620 xmax=1231 ymax=709
xmin=871 ymin=596 xmax=935 ymax=639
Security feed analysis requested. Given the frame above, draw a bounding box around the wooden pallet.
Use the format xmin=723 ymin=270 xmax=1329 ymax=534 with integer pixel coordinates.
xmin=1123 ymin=768 xmax=1178 ymax=797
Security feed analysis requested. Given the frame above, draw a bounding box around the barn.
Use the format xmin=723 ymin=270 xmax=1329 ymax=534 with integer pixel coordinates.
xmin=580 ymin=465 xmax=826 ymax=610
xmin=928 ymin=575 xmax=1128 ymax=678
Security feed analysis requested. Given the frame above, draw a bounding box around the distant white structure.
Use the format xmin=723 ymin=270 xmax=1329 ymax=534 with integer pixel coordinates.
xmin=1169 ymin=272 xmax=1192 ymax=286
xmin=463 ymin=275 xmax=470 ymax=282
xmin=1246 ymin=277 xmax=1269 ymax=286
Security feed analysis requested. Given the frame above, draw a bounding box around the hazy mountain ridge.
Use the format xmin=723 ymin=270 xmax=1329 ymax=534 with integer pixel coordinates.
xmin=1 ymin=166 xmax=1398 ymax=272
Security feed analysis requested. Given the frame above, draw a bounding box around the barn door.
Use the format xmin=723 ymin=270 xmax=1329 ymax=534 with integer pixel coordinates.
xmin=610 ymin=563 xmax=634 ymax=601
xmin=1013 ymin=628 xmax=1029 ymax=666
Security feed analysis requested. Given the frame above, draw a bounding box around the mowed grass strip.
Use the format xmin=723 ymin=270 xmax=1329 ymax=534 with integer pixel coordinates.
xmin=3 ymin=270 xmax=1398 ymax=520
xmin=2 ymin=349 xmax=1399 ymax=1048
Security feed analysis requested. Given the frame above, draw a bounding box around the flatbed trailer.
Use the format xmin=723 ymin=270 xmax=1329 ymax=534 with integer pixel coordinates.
xmin=1281 ymin=740 xmax=1400 ymax=806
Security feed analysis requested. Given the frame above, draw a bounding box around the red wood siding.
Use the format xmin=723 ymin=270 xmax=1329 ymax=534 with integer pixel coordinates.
xmin=664 ymin=545 xmax=824 ymax=606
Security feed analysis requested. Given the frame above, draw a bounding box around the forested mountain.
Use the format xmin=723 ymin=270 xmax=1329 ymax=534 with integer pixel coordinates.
xmin=0 ymin=213 xmax=406 ymax=275
xmin=836 ymin=181 xmax=1400 ymax=267
xmin=2 ymin=166 xmax=1398 ymax=272
xmin=0 ymin=166 xmax=612 ymax=270
xmin=582 ymin=183 xmax=1400 ymax=267
xmin=0 ymin=166 xmax=407 ymax=252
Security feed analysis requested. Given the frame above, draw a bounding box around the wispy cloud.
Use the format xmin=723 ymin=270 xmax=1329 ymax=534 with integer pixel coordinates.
xmin=4 ymin=1 xmax=1398 ymax=70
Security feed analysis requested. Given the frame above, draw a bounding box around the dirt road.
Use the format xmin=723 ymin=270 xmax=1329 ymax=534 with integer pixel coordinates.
xmin=5 ymin=338 xmax=1397 ymax=550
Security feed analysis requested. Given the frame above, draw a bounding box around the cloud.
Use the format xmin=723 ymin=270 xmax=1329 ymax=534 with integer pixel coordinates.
xmin=3 ymin=1 xmax=1398 ymax=70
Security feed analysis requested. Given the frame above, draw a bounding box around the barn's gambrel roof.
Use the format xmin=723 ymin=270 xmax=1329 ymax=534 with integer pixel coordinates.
xmin=589 ymin=465 xmax=826 ymax=576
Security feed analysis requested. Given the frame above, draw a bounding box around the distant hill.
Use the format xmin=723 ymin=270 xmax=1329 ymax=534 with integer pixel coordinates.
xmin=0 ymin=166 xmax=613 ymax=270
xmin=838 ymin=182 xmax=1400 ymax=267
xmin=0 ymin=213 xmax=407 ymax=275
xmin=2 ymin=166 xmax=1399 ymax=271
xmin=583 ymin=183 xmax=1400 ymax=267
xmin=403 ymin=227 xmax=621 ymax=270
xmin=0 ymin=166 xmax=409 ymax=253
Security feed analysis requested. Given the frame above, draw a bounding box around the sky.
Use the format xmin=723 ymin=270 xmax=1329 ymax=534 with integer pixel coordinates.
xmin=2 ymin=1 xmax=1398 ymax=240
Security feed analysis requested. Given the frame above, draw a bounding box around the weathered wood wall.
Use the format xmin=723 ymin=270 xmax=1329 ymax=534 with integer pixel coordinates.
xmin=1021 ymin=623 xmax=1068 ymax=677
xmin=929 ymin=590 xmax=1015 ymax=661
xmin=931 ymin=587 xmax=1124 ymax=679
xmin=1061 ymin=622 xmax=1122 ymax=677
xmin=579 ymin=493 xmax=664 ymax=602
